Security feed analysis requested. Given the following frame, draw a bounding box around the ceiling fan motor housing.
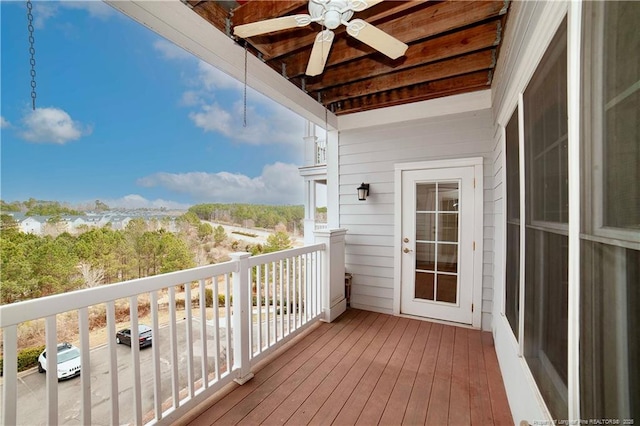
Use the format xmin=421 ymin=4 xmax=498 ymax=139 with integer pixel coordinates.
xmin=309 ymin=0 xmax=354 ymax=29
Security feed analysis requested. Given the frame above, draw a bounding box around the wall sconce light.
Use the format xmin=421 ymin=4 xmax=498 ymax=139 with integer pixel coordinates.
xmin=357 ymin=183 xmax=370 ymax=201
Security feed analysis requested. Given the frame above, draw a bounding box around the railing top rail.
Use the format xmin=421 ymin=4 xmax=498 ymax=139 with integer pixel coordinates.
xmin=247 ymin=243 xmax=325 ymax=267
xmin=0 ymin=260 xmax=238 ymax=328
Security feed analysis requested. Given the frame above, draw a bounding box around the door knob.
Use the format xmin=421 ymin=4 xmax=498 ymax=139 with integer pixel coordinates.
xmin=403 ymin=248 xmax=413 ymax=253
xmin=403 ymin=237 xmax=409 ymax=243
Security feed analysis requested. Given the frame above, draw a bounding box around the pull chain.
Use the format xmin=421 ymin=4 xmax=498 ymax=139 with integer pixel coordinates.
xmin=26 ymin=0 xmax=37 ymax=110
xmin=243 ymin=41 xmax=248 ymax=128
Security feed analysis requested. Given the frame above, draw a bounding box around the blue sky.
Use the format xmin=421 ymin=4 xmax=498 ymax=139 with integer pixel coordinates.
xmin=1 ymin=1 xmax=308 ymax=209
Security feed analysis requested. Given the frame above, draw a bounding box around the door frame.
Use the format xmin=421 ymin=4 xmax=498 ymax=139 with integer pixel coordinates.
xmin=393 ymin=157 xmax=484 ymax=328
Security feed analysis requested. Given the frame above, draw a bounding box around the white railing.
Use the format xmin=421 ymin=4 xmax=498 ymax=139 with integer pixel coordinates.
xmin=0 ymin=244 xmax=325 ymax=426
xmin=315 ymin=139 xmax=327 ymax=165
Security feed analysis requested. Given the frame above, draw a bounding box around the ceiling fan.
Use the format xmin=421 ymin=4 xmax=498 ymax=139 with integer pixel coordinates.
xmin=233 ymin=0 xmax=408 ymax=76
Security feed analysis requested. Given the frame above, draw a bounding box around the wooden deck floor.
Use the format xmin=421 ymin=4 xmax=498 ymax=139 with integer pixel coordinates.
xmin=184 ymin=309 xmax=513 ymax=426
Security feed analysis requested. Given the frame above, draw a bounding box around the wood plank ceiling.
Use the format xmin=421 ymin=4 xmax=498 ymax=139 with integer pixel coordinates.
xmin=185 ymin=0 xmax=510 ymax=115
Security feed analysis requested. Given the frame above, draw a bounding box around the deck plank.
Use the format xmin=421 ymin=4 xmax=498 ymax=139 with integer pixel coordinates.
xmin=482 ymin=332 xmax=514 ymax=425
xmin=192 ymin=309 xmax=363 ymax=425
xmin=331 ymin=317 xmax=411 ymax=425
xmin=306 ymin=315 xmax=400 ymax=425
xmin=185 ymin=310 xmax=512 ymax=426
xmin=379 ymin=320 xmax=431 ymax=425
xmin=449 ymin=327 xmax=471 ymax=425
xmin=355 ymin=319 xmax=420 ymax=425
xmin=255 ymin=312 xmax=381 ymax=424
xmin=425 ymin=324 xmax=455 ymax=424
xmin=227 ymin=311 xmax=373 ymax=425
xmin=285 ymin=314 xmax=391 ymax=425
xmin=468 ymin=328 xmax=494 ymax=425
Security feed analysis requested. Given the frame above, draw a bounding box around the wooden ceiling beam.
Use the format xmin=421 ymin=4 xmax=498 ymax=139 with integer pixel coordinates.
xmin=278 ymin=0 xmax=505 ymax=77
xmin=307 ymin=20 xmax=500 ymax=92
xmin=318 ymin=49 xmax=494 ymax=105
xmin=191 ymin=1 xmax=231 ymax=33
xmin=231 ymin=0 xmax=308 ymax=26
xmin=332 ymin=70 xmax=490 ymax=114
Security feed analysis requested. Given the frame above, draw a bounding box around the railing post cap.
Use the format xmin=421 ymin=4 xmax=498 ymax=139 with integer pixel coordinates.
xmin=313 ymin=228 xmax=348 ymax=236
xmin=229 ymin=252 xmax=251 ymax=260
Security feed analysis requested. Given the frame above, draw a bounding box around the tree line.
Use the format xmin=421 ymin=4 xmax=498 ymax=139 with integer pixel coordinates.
xmin=0 ymin=213 xmax=292 ymax=305
xmin=189 ymin=203 xmax=304 ymax=232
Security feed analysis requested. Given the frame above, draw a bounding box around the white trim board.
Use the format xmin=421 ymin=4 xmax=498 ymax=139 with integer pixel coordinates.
xmin=338 ymin=90 xmax=491 ymax=131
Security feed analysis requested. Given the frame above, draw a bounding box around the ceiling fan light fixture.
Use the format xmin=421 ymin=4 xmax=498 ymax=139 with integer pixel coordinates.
xmin=323 ymin=10 xmax=342 ymax=29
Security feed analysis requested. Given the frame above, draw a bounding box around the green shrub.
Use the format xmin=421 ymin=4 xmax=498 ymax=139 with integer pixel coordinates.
xmin=0 ymin=344 xmax=46 ymax=376
xmin=218 ymin=294 xmax=232 ymax=307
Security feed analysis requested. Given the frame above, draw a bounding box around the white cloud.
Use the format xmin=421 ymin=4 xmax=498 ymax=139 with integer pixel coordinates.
xmin=137 ymin=162 xmax=304 ymax=205
xmin=62 ymin=1 xmax=115 ymax=19
xmin=31 ymin=1 xmax=114 ymax=29
xmin=103 ymin=194 xmax=191 ymax=211
xmin=196 ymin=61 xmax=243 ymax=91
xmin=0 ymin=116 xmax=10 ymax=128
xmin=20 ymin=107 xmax=91 ymax=144
xmin=153 ymin=40 xmax=193 ymax=61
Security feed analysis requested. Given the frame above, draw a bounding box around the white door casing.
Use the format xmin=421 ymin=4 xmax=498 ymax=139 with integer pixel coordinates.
xmin=394 ymin=158 xmax=483 ymax=327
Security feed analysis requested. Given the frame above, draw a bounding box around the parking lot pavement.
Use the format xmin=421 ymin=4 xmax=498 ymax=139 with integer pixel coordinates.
xmin=1 ymin=319 xmax=226 ymax=425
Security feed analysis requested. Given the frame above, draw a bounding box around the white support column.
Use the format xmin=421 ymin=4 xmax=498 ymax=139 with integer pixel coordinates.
xmin=303 ymin=120 xmax=318 ymax=166
xmin=303 ymin=180 xmax=317 ymax=245
xmin=326 ymin=130 xmax=340 ymax=229
xmin=230 ymin=252 xmax=254 ymax=385
xmin=314 ymin=228 xmax=348 ymax=322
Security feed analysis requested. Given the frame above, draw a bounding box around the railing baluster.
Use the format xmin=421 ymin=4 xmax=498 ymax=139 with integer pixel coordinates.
xmin=78 ymin=307 xmax=91 ymax=426
xmin=2 ymin=325 xmax=18 ymax=425
xmin=168 ymin=287 xmax=179 ymax=408
xmin=129 ymin=296 xmax=142 ymax=425
xmin=150 ymin=291 xmax=162 ymax=421
xmin=198 ymin=279 xmax=208 ymax=389
xmin=286 ymin=258 xmax=291 ymax=335
xmin=106 ymin=301 xmax=119 ymax=425
xmin=272 ymin=261 xmax=276 ymax=344
xmin=297 ymin=254 xmax=302 ymax=328
xmin=45 ymin=315 xmax=59 ymax=425
xmin=279 ymin=258 xmax=284 ymax=341
xmin=265 ymin=262 xmax=270 ymax=348
xmin=213 ymin=276 xmax=220 ymax=380
xmin=225 ymin=273 xmax=232 ymax=374
xmin=257 ymin=264 xmax=262 ymax=353
xmin=185 ymin=283 xmax=195 ymax=398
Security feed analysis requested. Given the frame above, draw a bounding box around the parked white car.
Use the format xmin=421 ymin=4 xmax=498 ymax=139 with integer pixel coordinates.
xmin=37 ymin=343 xmax=81 ymax=380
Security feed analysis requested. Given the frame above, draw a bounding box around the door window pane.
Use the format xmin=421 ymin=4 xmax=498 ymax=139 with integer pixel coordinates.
xmin=416 ymin=213 xmax=436 ymax=241
xmin=436 ymin=274 xmax=457 ymax=303
xmin=437 ymin=244 xmax=458 ymax=273
xmin=416 ymin=242 xmax=435 ymax=271
xmin=415 ymin=272 xmax=435 ymax=300
xmin=416 ymin=183 xmax=436 ymax=211
xmin=437 ymin=213 xmax=459 ymax=242
xmin=438 ymin=183 xmax=459 ymax=211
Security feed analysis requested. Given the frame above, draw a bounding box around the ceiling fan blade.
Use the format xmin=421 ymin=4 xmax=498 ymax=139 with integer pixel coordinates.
xmin=349 ymin=0 xmax=385 ymax=13
xmin=306 ymin=30 xmax=335 ymax=76
xmin=346 ymin=18 xmax=408 ymax=59
xmin=234 ymin=14 xmax=312 ymax=38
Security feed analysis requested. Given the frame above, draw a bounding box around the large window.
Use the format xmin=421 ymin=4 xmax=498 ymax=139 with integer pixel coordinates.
xmin=505 ymin=109 xmax=520 ymax=339
xmin=581 ymin=1 xmax=640 ymax=418
xmin=523 ymin=20 xmax=568 ymax=420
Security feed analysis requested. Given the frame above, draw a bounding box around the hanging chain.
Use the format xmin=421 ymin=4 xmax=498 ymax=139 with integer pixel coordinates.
xmin=26 ymin=0 xmax=37 ymax=110
xmin=243 ymin=42 xmax=248 ymax=128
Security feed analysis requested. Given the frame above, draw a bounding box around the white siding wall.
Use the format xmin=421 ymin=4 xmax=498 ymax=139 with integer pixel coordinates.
xmin=338 ymin=109 xmax=495 ymax=329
